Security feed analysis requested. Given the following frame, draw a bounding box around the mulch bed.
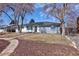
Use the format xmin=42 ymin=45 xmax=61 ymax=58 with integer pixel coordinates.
xmin=11 ymin=39 xmax=79 ymax=56
xmin=0 ymin=39 xmax=10 ymax=53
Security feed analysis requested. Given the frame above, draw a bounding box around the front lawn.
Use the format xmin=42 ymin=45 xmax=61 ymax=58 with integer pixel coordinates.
xmin=0 ymin=32 xmax=72 ymax=45
xmin=15 ymin=33 xmax=72 ymax=45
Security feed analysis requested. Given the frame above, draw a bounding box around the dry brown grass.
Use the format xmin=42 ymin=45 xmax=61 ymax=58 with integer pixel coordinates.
xmin=0 ymin=32 xmax=21 ymax=38
xmin=15 ymin=33 xmax=72 ymax=45
xmin=0 ymin=32 xmax=72 ymax=45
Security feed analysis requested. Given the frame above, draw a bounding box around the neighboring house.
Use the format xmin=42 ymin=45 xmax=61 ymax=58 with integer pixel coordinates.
xmin=0 ymin=25 xmax=7 ymax=32
xmin=0 ymin=28 xmax=5 ymax=32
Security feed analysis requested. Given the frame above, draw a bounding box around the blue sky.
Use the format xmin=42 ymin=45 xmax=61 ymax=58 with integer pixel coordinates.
xmin=0 ymin=4 xmax=60 ymax=25
xmin=0 ymin=3 xmax=79 ymax=26
xmin=24 ymin=4 xmax=60 ymax=24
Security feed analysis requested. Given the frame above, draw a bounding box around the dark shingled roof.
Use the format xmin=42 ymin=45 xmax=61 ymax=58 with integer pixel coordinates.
xmin=0 ymin=22 xmax=61 ymax=29
xmin=26 ymin=22 xmax=61 ymax=27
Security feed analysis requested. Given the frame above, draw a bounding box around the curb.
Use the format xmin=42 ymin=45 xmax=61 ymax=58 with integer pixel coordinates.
xmin=0 ymin=38 xmax=19 ymax=56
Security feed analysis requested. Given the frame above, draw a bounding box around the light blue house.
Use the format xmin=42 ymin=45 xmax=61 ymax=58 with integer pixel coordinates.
xmin=0 ymin=20 xmax=61 ymax=34
xmin=15 ymin=22 xmax=61 ymax=34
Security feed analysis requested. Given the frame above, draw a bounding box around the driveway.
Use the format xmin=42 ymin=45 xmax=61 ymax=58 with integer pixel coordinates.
xmin=10 ymin=39 xmax=79 ymax=56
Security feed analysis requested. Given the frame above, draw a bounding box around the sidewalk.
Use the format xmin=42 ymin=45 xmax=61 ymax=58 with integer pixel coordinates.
xmin=0 ymin=38 xmax=19 ymax=56
xmin=69 ymin=34 xmax=79 ymax=49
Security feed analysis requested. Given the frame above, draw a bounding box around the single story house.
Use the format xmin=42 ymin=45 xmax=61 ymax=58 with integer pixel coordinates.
xmin=4 ymin=22 xmax=61 ymax=34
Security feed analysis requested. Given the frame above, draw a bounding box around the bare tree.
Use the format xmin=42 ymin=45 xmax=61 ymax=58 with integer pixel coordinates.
xmin=42 ymin=3 xmax=78 ymax=35
xmin=8 ymin=3 xmax=34 ymax=33
xmin=0 ymin=3 xmax=35 ymax=33
xmin=0 ymin=4 xmax=13 ymax=21
xmin=0 ymin=19 xmax=4 ymax=26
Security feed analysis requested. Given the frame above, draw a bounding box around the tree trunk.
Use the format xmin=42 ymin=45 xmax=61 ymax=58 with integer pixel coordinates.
xmin=20 ymin=13 xmax=25 ymax=33
xmin=17 ymin=15 xmax=21 ymax=33
xmin=19 ymin=26 xmax=22 ymax=33
xmin=20 ymin=20 xmax=23 ymax=33
xmin=61 ymin=22 xmax=65 ymax=36
xmin=59 ymin=4 xmax=66 ymax=36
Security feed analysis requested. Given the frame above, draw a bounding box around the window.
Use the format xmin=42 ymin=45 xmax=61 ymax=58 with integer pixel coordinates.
xmin=27 ymin=26 xmax=33 ymax=30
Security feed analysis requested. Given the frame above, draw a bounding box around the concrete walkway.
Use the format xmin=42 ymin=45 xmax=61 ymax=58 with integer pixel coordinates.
xmin=0 ymin=38 xmax=19 ymax=56
xmin=0 ymin=33 xmax=29 ymax=56
xmin=65 ymin=36 xmax=77 ymax=48
xmin=69 ymin=34 xmax=79 ymax=49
